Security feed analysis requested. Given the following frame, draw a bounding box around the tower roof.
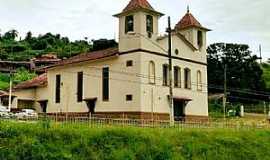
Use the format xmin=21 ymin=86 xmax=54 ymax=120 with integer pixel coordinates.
xmin=114 ymin=0 xmax=164 ymax=17
xmin=175 ymin=8 xmax=210 ymax=31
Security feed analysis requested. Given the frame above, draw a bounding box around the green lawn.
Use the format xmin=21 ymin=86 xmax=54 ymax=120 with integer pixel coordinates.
xmin=0 ymin=121 xmax=270 ymax=160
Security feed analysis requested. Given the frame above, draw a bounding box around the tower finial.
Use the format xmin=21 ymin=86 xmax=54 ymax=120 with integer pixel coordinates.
xmin=187 ymin=5 xmax=190 ymax=13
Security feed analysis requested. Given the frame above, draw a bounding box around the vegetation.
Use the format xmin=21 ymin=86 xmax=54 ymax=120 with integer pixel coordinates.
xmin=0 ymin=68 xmax=36 ymax=90
xmin=0 ymin=29 xmax=117 ymax=61
xmin=207 ymin=43 xmax=268 ymax=101
xmin=262 ymin=62 xmax=270 ymax=90
xmin=0 ymin=121 xmax=270 ymax=160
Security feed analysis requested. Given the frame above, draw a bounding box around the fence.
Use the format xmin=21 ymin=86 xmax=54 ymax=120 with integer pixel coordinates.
xmin=1 ymin=114 xmax=270 ymax=130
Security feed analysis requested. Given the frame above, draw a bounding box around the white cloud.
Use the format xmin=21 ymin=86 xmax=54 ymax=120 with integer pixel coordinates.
xmin=0 ymin=0 xmax=269 ymax=60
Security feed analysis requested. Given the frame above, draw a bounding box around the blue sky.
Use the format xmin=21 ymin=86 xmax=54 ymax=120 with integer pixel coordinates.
xmin=0 ymin=0 xmax=269 ymax=60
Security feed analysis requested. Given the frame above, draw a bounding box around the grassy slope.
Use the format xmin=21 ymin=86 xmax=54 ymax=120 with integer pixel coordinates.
xmin=0 ymin=121 xmax=270 ymax=160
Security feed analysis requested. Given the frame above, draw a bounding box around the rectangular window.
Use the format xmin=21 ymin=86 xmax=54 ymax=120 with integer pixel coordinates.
xmin=77 ymin=72 xmax=83 ymax=102
xmin=126 ymin=60 xmax=133 ymax=67
xmin=174 ymin=67 xmax=181 ymax=88
xmin=126 ymin=95 xmax=133 ymax=101
xmin=163 ymin=65 xmax=169 ymax=86
xmin=102 ymin=67 xmax=109 ymax=101
xmin=125 ymin=15 xmax=134 ymax=33
xmin=146 ymin=15 xmax=153 ymax=33
xmin=184 ymin=69 xmax=191 ymax=89
xmin=55 ymin=74 xmax=61 ymax=103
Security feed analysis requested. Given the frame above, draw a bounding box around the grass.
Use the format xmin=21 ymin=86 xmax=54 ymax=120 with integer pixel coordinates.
xmin=0 ymin=121 xmax=270 ymax=160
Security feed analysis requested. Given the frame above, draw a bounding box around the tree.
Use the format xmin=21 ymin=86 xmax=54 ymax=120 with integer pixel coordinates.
xmin=92 ymin=39 xmax=118 ymax=51
xmin=13 ymin=68 xmax=36 ymax=84
xmin=207 ymin=43 xmax=267 ymax=100
xmin=3 ymin=29 xmax=18 ymax=41
xmin=25 ymin=31 xmax=32 ymax=42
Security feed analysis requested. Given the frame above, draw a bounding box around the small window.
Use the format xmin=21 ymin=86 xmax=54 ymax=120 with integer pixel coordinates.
xmin=149 ymin=61 xmax=155 ymax=84
xmin=126 ymin=95 xmax=133 ymax=101
xmin=174 ymin=66 xmax=181 ymax=88
xmin=197 ymin=31 xmax=203 ymax=48
xmin=125 ymin=15 xmax=134 ymax=33
xmin=197 ymin=70 xmax=202 ymax=91
xmin=184 ymin=68 xmax=191 ymax=89
xmin=146 ymin=15 xmax=153 ymax=33
xmin=163 ymin=64 xmax=169 ymax=86
xmin=126 ymin=60 xmax=133 ymax=67
xmin=175 ymin=49 xmax=179 ymax=55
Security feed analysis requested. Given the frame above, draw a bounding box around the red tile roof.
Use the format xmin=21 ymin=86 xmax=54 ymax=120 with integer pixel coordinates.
xmin=175 ymin=10 xmax=210 ymax=31
xmin=14 ymin=73 xmax=47 ymax=90
xmin=48 ymin=47 xmax=119 ymax=69
xmin=114 ymin=0 xmax=164 ymax=16
xmin=123 ymin=0 xmax=154 ymax=12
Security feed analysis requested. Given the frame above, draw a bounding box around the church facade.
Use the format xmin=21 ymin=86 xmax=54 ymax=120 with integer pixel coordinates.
xmin=11 ymin=0 xmax=210 ymax=120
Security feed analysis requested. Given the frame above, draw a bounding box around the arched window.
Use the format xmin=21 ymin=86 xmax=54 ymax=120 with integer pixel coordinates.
xmin=184 ymin=68 xmax=191 ymax=89
xmin=149 ymin=61 xmax=155 ymax=84
xmin=197 ymin=70 xmax=202 ymax=91
xmin=163 ymin=64 xmax=169 ymax=86
xmin=197 ymin=30 xmax=203 ymax=48
xmin=174 ymin=66 xmax=181 ymax=88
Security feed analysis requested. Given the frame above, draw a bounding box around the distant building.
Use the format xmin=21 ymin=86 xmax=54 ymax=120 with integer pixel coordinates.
xmin=0 ymin=53 xmax=61 ymax=74
xmin=12 ymin=0 xmax=210 ymax=120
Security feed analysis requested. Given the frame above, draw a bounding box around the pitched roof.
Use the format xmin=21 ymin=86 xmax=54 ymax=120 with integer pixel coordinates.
xmin=14 ymin=73 xmax=47 ymax=90
xmin=47 ymin=47 xmax=119 ymax=69
xmin=123 ymin=0 xmax=154 ymax=12
xmin=114 ymin=0 xmax=164 ymax=17
xmin=175 ymin=10 xmax=210 ymax=31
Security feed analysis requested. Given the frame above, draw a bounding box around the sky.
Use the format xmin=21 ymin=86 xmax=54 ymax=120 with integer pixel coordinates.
xmin=0 ymin=0 xmax=269 ymax=60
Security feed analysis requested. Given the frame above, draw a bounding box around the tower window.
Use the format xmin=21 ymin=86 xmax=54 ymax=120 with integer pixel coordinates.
xmin=102 ymin=67 xmax=109 ymax=101
xmin=125 ymin=15 xmax=134 ymax=33
xmin=184 ymin=68 xmax=191 ymax=89
xmin=146 ymin=15 xmax=153 ymax=35
xmin=175 ymin=49 xmax=179 ymax=55
xmin=197 ymin=31 xmax=203 ymax=48
xmin=163 ymin=64 xmax=169 ymax=86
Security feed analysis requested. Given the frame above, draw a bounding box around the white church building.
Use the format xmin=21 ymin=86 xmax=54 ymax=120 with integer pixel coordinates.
xmin=11 ymin=0 xmax=210 ymax=120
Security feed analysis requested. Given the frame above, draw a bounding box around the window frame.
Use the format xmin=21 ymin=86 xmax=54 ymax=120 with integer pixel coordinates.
xmin=149 ymin=61 xmax=156 ymax=84
xmin=146 ymin=15 xmax=153 ymax=33
xmin=174 ymin=66 xmax=181 ymax=88
xmin=125 ymin=15 xmax=134 ymax=33
xmin=184 ymin=68 xmax=191 ymax=90
xmin=197 ymin=70 xmax=203 ymax=91
xmin=126 ymin=95 xmax=133 ymax=101
xmin=126 ymin=60 xmax=133 ymax=67
xmin=163 ymin=64 xmax=169 ymax=86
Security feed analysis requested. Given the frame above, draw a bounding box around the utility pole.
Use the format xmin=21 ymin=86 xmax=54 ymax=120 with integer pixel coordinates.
xmin=259 ymin=45 xmax=262 ymax=64
xmin=166 ymin=16 xmax=174 ymax=126
xmin=223 ymin=64 xmax=227 ymax=120
xmin=8 ymin=70 xmax=13 ymax=112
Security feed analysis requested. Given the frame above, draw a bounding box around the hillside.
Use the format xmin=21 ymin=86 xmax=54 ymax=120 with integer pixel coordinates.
xmin=0 ymin=121 xmax=270 ymax=160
